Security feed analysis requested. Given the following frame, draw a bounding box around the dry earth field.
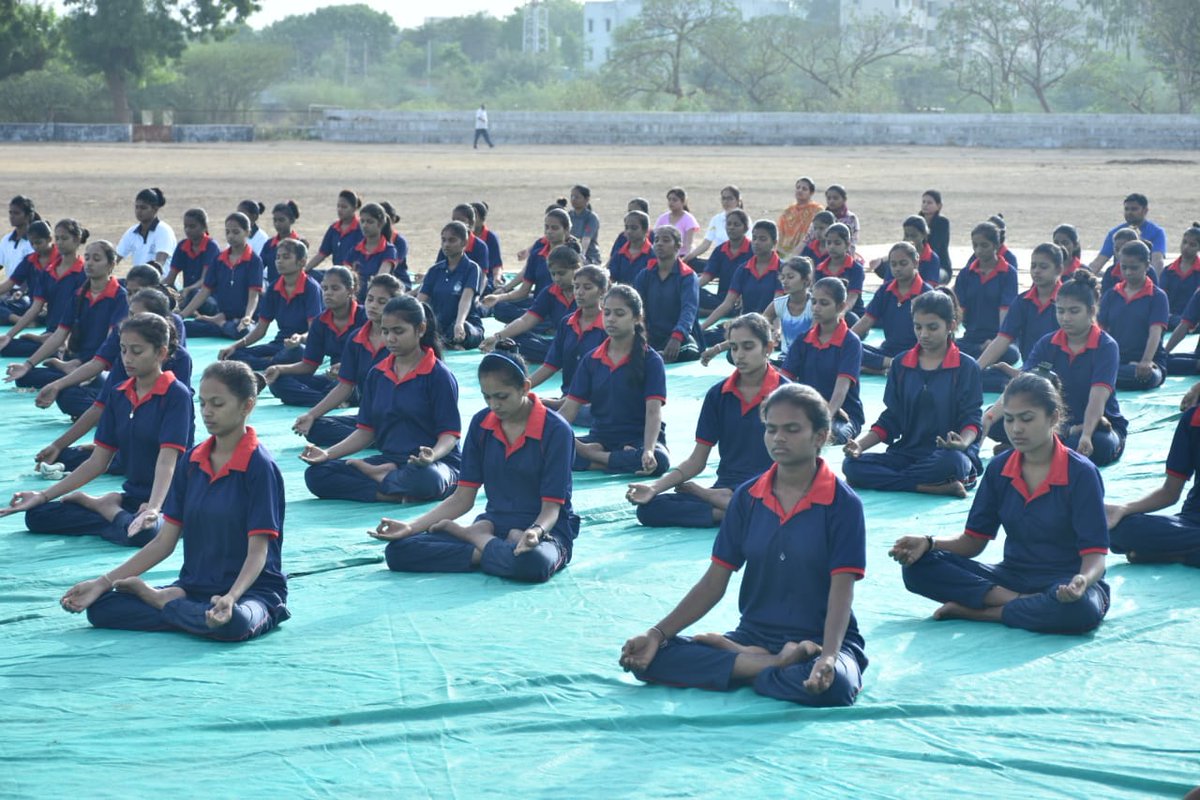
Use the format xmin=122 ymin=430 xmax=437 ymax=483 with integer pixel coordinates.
xmin=3 ymin=141 xmax=1198 ymax=276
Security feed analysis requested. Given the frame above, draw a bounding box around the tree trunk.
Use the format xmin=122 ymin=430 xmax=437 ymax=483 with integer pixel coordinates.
xmin=1035 ymin=85 xmax=1052 ymax=113
xmin=105 ymin=68 xmax=132 ymax=124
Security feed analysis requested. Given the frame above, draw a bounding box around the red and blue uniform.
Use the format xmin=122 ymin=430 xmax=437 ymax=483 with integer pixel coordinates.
xmin=637 ymin=367 xmax=787 ymax=529
xmin=983 ymin=283 xmax=1060 ymax=392
xmin=728 ymin=254 xmax=783 ymax=315
xmin=227 ymin=272 xmax=323 ymax=370
xmin=1161 ymin=256 xmax=1200 ymax=327
xmin=350 ymin=237 xmax=401 ymax=298
xmin=480 ymin=225 xmax=503 ymax=287
xmin=698 ymin=238 xmax=751 ymax=311
xmin=171 ymin=234 xmax=221 ymax=292
xmin=304 ymin=348 xmax=461 ymax=503
xmin=28 ymin=253 xmax=87 ymax=334
xmin=816 ymin=255 xmax=866 ymax=319
xmin=16 ymin=276 xmax=129 ymax=389
xmin=634 ymin=258 xmax=700 ymax=358
xmin=304 ymin=320 xmax=388 ymax=449
xmin=1110 ymin=405 xmax=1200 ymax=566
xmin=635 ymin=460 xmax=867 ymax=707
xmin=879 ymin=243 xmax=942 ymax=286
xmin=261 ymin=231 xmax=300 ymax=286
xmin=436 ymin=233 xmax=489 ymax=293
xmin=843 ymin=342 xmax=983 ymax=493
xmin=270 ymin=300 xmax=366 ymax=408
xmin=609 ymin=236 xmax=654 ymax=287
xmin=566 ymin=339 xmax=670 ymax=475
xmin=513 ymin=282 xmax=575 ymax=364
xmin=86 ymin=428 xmax=289 ymax=641
xmin=1098 ymin=281 xmax=1169 ymax=390
xmin=1167 ymin=289 xmax=1200 ymax=375
xmin=799 ymin=238 xmax=825 ymax=267
xmin=493 ymin=238 xmax=552 ymax=324
xmin=317 ymin=218 xmax=364 ymax=267
xmin=185 ymin=245 xmax=264 ymax=339
xmin=25 ymin=370 xmax=192 ymax=547
xmin=903 ymin=439 xmax=1111 ymax=633
xmin=0 ymin=246 xmax=53 ymax=321
xmin=542 ymin=308 xmax=607 ymax=397
xmin=418 ymin=257 xmax=484 ymax=350
xmin=859 ymin=274 xmax=932 ymax=371
xmin=1101 ymin=261 xmax=1158 ymax=297
xmin=1014 ymin=326 xmax=1126 ymax=465
xmin=954 ymin=258 xmax=1018 ymax=360
xmin=781 ymin=320 xmax=864 ymax=444
xmin=385 ymin=396 xmax=580 ymax=583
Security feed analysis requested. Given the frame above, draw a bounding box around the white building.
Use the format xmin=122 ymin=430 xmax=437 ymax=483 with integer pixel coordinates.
xmin=583 ymin=0 xmax=932 ymax=70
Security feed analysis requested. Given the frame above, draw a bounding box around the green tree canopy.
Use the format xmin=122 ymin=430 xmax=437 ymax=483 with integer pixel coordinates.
xmin=0 ymin=0 xmax=59 ymax=80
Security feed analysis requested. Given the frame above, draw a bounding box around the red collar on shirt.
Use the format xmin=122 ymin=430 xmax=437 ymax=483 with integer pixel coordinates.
xmin=479 ymin=394 xmax=548 ymax=457
xmin=190 ymin=426 xmax=259 ymax=481
xmin=567 ymin=308 xmax=605 ymax=337
xmin=351 ymin=320 xmax=383 ymax=355
xmin=1023 ymin=281 xmax=1060 ymax=312
xmin=920 ymin=242 xmax=933 ymax=261
xmin=591 ymin=338 xmax=631 ymax=370
xmin=45 ymin=255 xmax=84 ymax=281
xmin=1114 ymin=279 xmax=1155 ymax=301
xmin=378 ymin=346 xmax=437 ymax=385
xmin=720 ymin=365 xmax=782 ymax=416
xmin=83 ymin=276 xmax=121 ymax=305
xmin=1064 ymin=256 xmax=1081 ymax=275
xmin=32 ymin=245 xmax=60 ymax=271
xmin=1050 ymin=324 xmax=1102 ymax=356
xmin=466 ymin=232 xmax=480 ymax=251
xmin=219 ymin=245 xmax=253 ymax=267
xmin=803 ymin=319 xmax=849 ymax=350
xmin=748 ymin=459 xmax=838 ymax=524
xmin=719 ymin=237 xmax=751 ymax=258
xmin=333 ymin=217 xmax=360 ymax=237
xmin=116 ymin=370 xmax=176 ymax=412
xmin=818 ymin=254 xmax=856 ymax=276
xmin=645 ymin=258 xmax=695 ymax=278
xmin=534 ymin=237 xmax=551 ymax=258
xmin=355 ymin=236 xmax=389 ymax=257
xmin=1000 ymin=436 xmax=1070 ymax=503
xmin=745 ymin=252 xmax=781 ymax=279
xmin=886 ymin=273 xmax=926 ymax=302
xmin=969 ymin=257 xmax=1010 ymax=283
xmin=319 ymin=299 xmax=359 ymax=335
xmin=1168 ymin=255 xmax=1200 ymax=277
xmin=181 ymin=234 xmax=211 ymax=259
xmin=479 ymin=225 xmax=491 ymax=240
xmin=267 ymin=231 xmax=300 ymax=248
xmin=272 ymin=271 xmax=310 ymax=301
xmin=900 ymin=340 xmax=962 ymax=369
xmin=547 ymin=283 xmax=573 ymax=308
xmin=618 ymin=237 xmax=652 ymax=260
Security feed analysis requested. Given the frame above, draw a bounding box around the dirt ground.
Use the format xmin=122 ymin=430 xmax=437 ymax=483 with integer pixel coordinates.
xmin=3 ymin=141 xmax=1197 ymax=275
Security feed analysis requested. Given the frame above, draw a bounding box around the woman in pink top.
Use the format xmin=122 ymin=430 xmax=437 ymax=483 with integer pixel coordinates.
xmin=656 ymin=187 xmax=702 ymax=255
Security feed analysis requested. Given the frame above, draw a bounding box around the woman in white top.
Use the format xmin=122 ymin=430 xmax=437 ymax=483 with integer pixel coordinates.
xmin=116 ymin=188 xmax=176 ymax=272
xmin=237 ymin=200 xmax=270 ymax=256
xmin=2 ymin=195 xmax=37 ymax=274
xmin=685 ymin=185 xmax=743 ymax=262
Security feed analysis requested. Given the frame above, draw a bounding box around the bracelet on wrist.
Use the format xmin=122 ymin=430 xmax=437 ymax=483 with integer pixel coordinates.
xmin=649 ymin=625 xmax=668 ymax=642
xmin=925 ymin=535 xmax=936 ymax=556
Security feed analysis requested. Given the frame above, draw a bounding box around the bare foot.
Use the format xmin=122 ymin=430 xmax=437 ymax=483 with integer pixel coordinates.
xmin=348 ymin=459 xmax=397 ymax=482
xmin=113 ymin=577 xmax=185 ymax=610
xmin=692 ymin=632 xmax=770 ymax=654
xmin=776 ymin=640 xmax=822 ymax=667
xmin=61 ymin=491 xmax=124 ymax=521
xmin=932 ymin=601 xmax=991 ymax=621
xmin=917 ymin=480 xmax=967 ymax=498
xmin=675 ymin=482 xmax=732 ymax=509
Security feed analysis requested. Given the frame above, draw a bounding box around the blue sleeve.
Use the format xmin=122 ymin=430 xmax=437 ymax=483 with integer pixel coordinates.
xmin=338 ymin=341 xmax=363 ymax=384
xmin=694 ymin=383 xmax=722 ymax=445
xmin=302 ymin=318 xmax=327 ymax=364
xmin=95 ymin=328 xmax=120 ymax=367
xmin=964 ymin=459 xmax=1004 ymax=539
xmin=161 ymin=456 xmax=190 ymax=524
xmin=471 ymin=241 xmax=489 ymax=273
xmin=701 ymin=251 xmax=722 ymax=279
xmin=1000 ymin=268 xmax=1018 ymax=309
xmin=539 ymin=415 xmax=573 ymax=503
xmin=249 ymin=256 xmax=264 ymax=291
xmin=458 ymin=413 xmax=486 ymax=487
xmin=828 ymin=485 xmax=867 ymax=577
xmin=244 ymin=454 xmax=284 ymax=538
xmin=172 ymin=349 xmax=193 ymax=389
xmin=355 ymin=374 xmax=377 ymax=429
xmin=711 ymin=487 xmax=749 ymax=570
xmin=1166 ymin=411 xmax=1197 ymax=479
xmin=566 ymin=354 xmax=594 ymax=403
xmin=838 ymin=333 xmax=862 ymax=381
xmin=319 ymin=225 xmax=337 ymax=257
xmin=169 ymin=241 xmax=187 ymax=272
xmin=1148 ymin=224 xmax=1168 ymax=255
xmin=528 ymin=286 xmax=553 ymax=320
xmin=956 ymin=359 xmax=983 ymax=434
xmin=543 ymin=317 xmax=569 ymax=371
xmin=1070 ymin=459 xmax=1109 ymax=554
xmin=93 ymin=393 xmax=120 ymax=450
xmin=728 ymin=267 xmax=748 ymax=297
xmin=872 ymin=360 xmax=904 ymax=441
xmin=864 ymin=285 xmax=888 ymax=320
xmin=160 ymin=384 xmax=192 ymax=451
xmin=257 ymin=286 xmax=280 ymax=322
xmin=431 ymin=367 xmax=461 ymax=438
xmin=999 ymin=298 xmax=1025 ymax=339
xmin=203 ymin=264 xmax=220 ymax=290
xmin=1098 ymin=226 xmax=1116 ymax=258
xmin=1151 ymin=289 xmax=1169 ymax=328
xmin=487 ymin=232 xmax=502 ymax=267
xmin=675 ymin=272 xmax=699 ymax=339
xmin=1025 ymin=334 xmax=1052 ymax=371
xmin=644 ymin=350 xmax=667 ymax=402
xmin=847 ymin=263 xmax=864 ymax=293
xmin=464 ymin=260 xmax=481 ymax=298
xmin=1093 ymin=337 xmax=1120 ymax=390
xmin=418 ymin=267 xmax=437 ymax=297
xmin=306 ymin=281 xmax=325 ymax=321
xmin=1097 ymin=291 xmax=1116 ymax=332
xmin=522 ymin=245 xmax=541 ymax=283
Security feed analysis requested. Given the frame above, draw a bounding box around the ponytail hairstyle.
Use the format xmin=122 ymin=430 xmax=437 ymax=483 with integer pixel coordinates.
xmin=202 ymin=360 xmax=257 ymax=404
xmin=1182 ymin=222 xmax=1200 ymax=252
xmin=55 ymin=218 xmax=89 ymax=245
xmin=86 ymin=238 xmax=117 ymax=268
xmin=1002 ymin=371 xmax=1067 ymax=431
xmin=135 ymin=187 xmax=166 ymax=209
xmin=971 ymin=221 xmax=1001 ymax=249
xmin=1058 ymin=270 xmax=1101 ymax=310
xmin=727 ymin=311 xmax=772 ymax=350
xmin=323 ymin=265 xmax=357 ymax=297
xmin=604 ymin=284 xmax=647 ymax=389
xmin=470 ymin=201 xmax=489 ymax=226
xmin=1031 ymin=242 xmax=1065 ymax=273
xmin=277 ymin=237 xmax=309 ymax=265
xmin=126 ymin=265 xmax=180 ymax=308
xmin=988 ymin=213 xmax=1007 ymax=242
xmin=812 ymin=275 xmax=848 ymax=306
xmin=338 ymin=189 xmax=362 ymax=212
xmin=360 ymin=202 xmax=395 ymax=241
xmin=27 ymin=219 xmax=53 ymax=244
xmin=548 ymin=197 xmax=568 ymax=213
xmin=782 ymin=255 xmax=813 ymax=285
xmin=666 ymin=186 xmax=690 ymax=212
xmin=119 ymin=312 xmax=173 ymax=364
xmin=452 ymin=203 xmax=477 ymax=229
xmin=125 ymin=293 xmax=179 ymax=358
xmin=225 ymin=212 xmax=251 ymax=232
xmin=721 ymin=184 xmax=743 ymax=208
xmin=761 ymin=383 xmax=832 ymax=443
xmin=545 ymin=207 xmax=571 ymax=237
xmin=183 ymin=207 xmax=209 ymax=233
xmin=574 ymin=265 xmax=609 ymax=295
xmin=1052 ymin=224 xmax=1081 ymax=259
xmin=382 ymin=295 xmax=442 ymax=360
xmin=912 ymin=286 xmax=961 ymax=338
xmin=627 ymin=197 xmax=650 ymax=214
xmin=441 ymin=220 xmax=470 ymax=247
xmin=548 ymin=243 xmax=582 ymax=271
xmin=571 ymin=184 xmax=593 ymax=210
xmin=380 ymin=201 xmax=400 ymax=235
xmin=273 ymin=200 xmax=300 ymax=222
xmin=9 ymin=195 xmax=39 ymax=226
xmin=478 ymin=338 xmax=529 ymax=389
xmin=237 ymin=200 xmax=266 ymax=224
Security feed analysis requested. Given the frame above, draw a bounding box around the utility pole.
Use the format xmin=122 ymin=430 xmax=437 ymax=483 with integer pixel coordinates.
xmin=522 ymin=0 xmax=550 ymax=53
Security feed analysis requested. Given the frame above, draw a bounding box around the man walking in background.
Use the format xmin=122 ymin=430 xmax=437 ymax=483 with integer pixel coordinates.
xmin=474 ymin=103 xmax=494 ymax=149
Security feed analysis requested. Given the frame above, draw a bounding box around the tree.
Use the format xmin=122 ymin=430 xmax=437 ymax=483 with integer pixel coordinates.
xmin=694 ymin=17 xmax=795 ymax=110
xmin=1140 ymin=0 xmax=1200 ymax=113
xmin=62 ymin=0 xmax=258 ymax=123
xmin=177 ymin=35 xmax=290 ymax=122
xmin=603 ymin=0 xmax=739 ymax=103
xmin=1012 ymin=0 xmax=1095 ymax=112
xmin=262 ymin=5 xmax=398 ymax=84
xmin=0 ymin=0 xmax=59 ymax=80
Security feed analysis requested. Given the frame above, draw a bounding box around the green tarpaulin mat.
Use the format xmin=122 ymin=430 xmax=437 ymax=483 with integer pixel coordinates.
xmin=3 ymin=322 xmax=1198 ymax=798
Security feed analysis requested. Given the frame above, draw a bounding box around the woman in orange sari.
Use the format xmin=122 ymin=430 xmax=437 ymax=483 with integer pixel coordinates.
xmin=777 ymin=178 xmax=823 ymax=257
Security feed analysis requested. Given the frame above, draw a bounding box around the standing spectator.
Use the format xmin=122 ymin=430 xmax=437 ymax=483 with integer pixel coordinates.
xmin=473 ymin=104 xmax=494 ymax=149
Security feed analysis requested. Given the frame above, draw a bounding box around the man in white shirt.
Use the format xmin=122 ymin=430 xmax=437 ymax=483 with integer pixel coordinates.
xmin=474 ymin=104 xmax=494 ymax=149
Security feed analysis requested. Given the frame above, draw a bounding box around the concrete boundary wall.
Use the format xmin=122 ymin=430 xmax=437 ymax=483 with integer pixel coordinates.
xmin=0 ymin=124 xmax=132 ymax=142
xmin=173 ymin=125 xmax=255 ymax=143
xmin=318 ymin=110 xmax=1200 ymax=149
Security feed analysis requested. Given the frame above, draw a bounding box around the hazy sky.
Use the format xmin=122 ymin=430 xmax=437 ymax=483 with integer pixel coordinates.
xmin=247 ymin=0 xmax=527 ymax=30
